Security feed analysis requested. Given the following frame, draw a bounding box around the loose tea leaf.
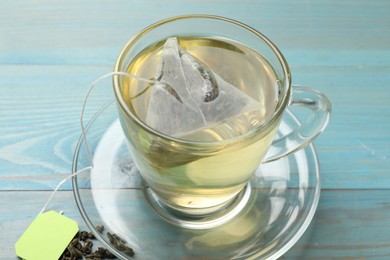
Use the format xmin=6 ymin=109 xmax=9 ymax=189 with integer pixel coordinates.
xmin=96 ymin=225 xmax=105 ymax=233
xmin=107 ymin=232 xmax=135 ymax=257
xmin=60 ymin=226 xmax=124 ymax=260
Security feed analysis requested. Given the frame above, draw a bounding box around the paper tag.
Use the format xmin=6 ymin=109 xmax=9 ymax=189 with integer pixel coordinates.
xmin=15 ymin=210 xmax=79 ymax=260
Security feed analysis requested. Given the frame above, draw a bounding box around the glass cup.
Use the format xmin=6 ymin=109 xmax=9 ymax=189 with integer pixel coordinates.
xmin=113 ymin=15 xmax=331 ymax=228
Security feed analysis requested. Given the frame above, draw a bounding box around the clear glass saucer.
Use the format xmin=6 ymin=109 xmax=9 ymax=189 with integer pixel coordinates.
xmin=72 ymin=99 xmax=320 ymax=260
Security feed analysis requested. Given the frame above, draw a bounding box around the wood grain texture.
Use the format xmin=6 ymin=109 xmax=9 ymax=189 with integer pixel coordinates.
xmin=0 ymin=65 xmax=112 ymax=180
xmin=1 ymin=190 xmax=390 ymax=259
xmin=0 ymin=0 xmax=390 ymax=259
xmin=1 ymin=0 xmax=389 ymax=66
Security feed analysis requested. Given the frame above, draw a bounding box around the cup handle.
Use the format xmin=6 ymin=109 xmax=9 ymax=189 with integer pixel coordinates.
xmin=263 ymin=85 xmax=332 ymax=163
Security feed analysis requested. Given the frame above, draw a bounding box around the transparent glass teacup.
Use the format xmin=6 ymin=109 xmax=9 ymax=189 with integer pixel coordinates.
xmin=113 ymin=15 xmax=331 ymax=227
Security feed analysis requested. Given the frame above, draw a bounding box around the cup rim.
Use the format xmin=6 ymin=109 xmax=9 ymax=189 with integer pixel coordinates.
xmin=113 ymin=14 xmax=291 ymax=145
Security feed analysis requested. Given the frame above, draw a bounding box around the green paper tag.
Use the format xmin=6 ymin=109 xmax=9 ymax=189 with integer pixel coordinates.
xmin=15 ymin=210 xmax=79 ymax=260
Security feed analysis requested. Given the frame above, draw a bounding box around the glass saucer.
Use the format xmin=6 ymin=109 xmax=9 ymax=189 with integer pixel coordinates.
xmin=72 ymin=99 xmax=320 ymax=260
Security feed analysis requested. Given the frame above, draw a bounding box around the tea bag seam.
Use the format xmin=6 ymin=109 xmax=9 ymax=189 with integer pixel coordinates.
xmin=178 ymin=47 xmax=208 ymax=125
xmin=165 ymin=38 xmax=207 ymax=125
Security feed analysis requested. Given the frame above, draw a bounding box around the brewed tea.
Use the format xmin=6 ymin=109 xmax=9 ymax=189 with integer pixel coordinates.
xmin=120 ymin=36 xmax=280 ymax=214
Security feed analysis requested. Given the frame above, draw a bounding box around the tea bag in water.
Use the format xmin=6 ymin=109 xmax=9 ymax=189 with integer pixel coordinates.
xmin=145 ymin=37 xmax=264 ymax=139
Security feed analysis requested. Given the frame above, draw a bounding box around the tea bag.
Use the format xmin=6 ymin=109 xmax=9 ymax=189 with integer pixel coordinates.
xmin=146 ymin=37 xmax=263 ymax=139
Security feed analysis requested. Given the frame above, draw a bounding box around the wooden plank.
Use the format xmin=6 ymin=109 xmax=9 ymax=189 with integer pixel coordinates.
xmin=284 ymin=189 xmax=390 ymax=259
xmin=1 ymin=189 xmax=390 ymax=259
xmin=292 ymin=65 xmax=390 ymax=189
xmin=0 ymin=0 xmax=389 ymax=66
xmin=0 ymin=65 xmax=112 ymax=181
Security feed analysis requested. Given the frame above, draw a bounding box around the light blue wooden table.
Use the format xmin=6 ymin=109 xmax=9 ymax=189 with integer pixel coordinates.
xmin=1 ymin=0 xmax=390 ymax=259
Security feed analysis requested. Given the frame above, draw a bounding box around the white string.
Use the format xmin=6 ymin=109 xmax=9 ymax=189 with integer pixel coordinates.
xmin=38 ymin=167 xmax=91 ymax=216
xmin=39 ymin=71 xmax=158 ymax=215
xmin=80 ymin=71 xmax=156 ymax=167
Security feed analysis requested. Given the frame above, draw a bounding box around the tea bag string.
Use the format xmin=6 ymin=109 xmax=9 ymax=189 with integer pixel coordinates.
xmin=80 ymin=71 xmax=157 ymax=167
xmin=38 ymin=167 xmax=91 ymax=215
xmin=39 ymin=71 xmax=160 ymax=216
